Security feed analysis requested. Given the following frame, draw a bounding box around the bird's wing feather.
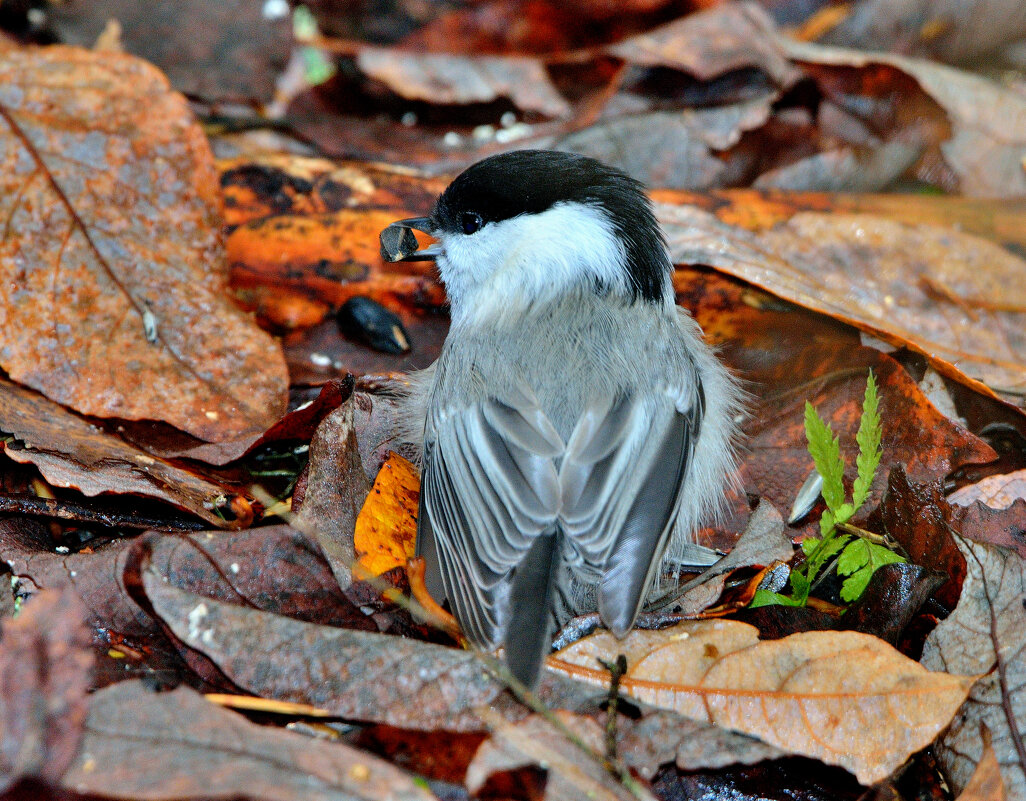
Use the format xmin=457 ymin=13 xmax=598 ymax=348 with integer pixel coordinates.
xmin=420 ymin=388 xmax=562 ymax=649
xmin=560 ymin=382 xmax=703 ymax=636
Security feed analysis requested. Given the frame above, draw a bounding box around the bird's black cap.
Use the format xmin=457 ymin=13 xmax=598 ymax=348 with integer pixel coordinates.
xmin=431 ymin=150 xmax=670 ymax=303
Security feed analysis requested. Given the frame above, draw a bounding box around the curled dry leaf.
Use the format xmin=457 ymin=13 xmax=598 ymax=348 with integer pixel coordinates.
xmin=353 ymin=453 xmax=419 ymax=579
xmin=292 ymin=397 xmax=371 ymax=590
xmin=552 ymin=621 xmax=977 ymax=784
xmin=0 ymin=45 xmax=288 ymax=442
xmin=61 ymin=681 xmax=434 ymax=801
xmin=661 ymin=205 xmax=1026 ymax=399
xmin=356 ymin=48 xmax=572 ymax=118
xmin=922 ymin=538 xmax=1026 ymax=800
xmin=0 ymin=377 xmax=243 ymax=528
xmin=0 ymin=589 xmax=93 ymax=792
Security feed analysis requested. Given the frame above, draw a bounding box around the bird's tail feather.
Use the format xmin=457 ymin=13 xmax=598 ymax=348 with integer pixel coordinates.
xmin=504 ymin=530 xmax=559 ymax=688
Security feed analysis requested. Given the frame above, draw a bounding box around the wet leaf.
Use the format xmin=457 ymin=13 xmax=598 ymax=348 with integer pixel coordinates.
xmin=839 ymin=562 xmax=947 ymax=647
xmin=353 ymin=453 xmax=419 ymax=580
xmin=552 ymin=623 xmax=978 ymax=784
xmin=50 ymin=0 xmax=291 ymax=103
xmin=0 ymin=45 xmax=288 ymax=442
xmin=922 ymin=537 xmax=1026 ymax=800
xmin=61 ymin=680 xmax=435 ymax=801
xmin=0 ymin=377 xmax=242 ymax=528
xmin=355 ymin=48 xmax=571 ymax=118
xmin=0 ymin=589 xmax=92 ymax=792
xmin=662 ymin=205 xmax=1026 ymax=399
xmin=878 ymin=466 xmax=968 ymax=610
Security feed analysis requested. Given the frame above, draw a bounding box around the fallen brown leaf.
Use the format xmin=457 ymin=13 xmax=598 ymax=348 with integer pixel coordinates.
xmin=922 ymin=537 xmax=1026 ymax=800
xmin=552 ymin=622 xmax=978 ymax=784
xmin=292 ymin=396 xmax=372 ymax=590
xmin=356 ymin=48 xmax=572 ymax=118
xmin=950 ymin=500 xmax=1026 ymax=559
xmin=0 ymin=377 xmax=244 ymax=528
xmin=0 ymin=589 xmax=92 ymax=792
xmin=878 ymin=466 xmax=968 ymax=610
xmin=61 ymin=680 xmax=434 ymax=801
xmin=353 ymin=453 xmax=419 ymax=580
xmin=0 ymin=45 xmax=288 ymax=442
xmin=662 ymin=205 xmax=1026 ymax=399
xmin=777 ymin=34 xmax=1026 ymax=197
xmin=607 ymin=2 xmax=800 ymax=85
xmin=554 ymin=98 xmax=776 ymax=190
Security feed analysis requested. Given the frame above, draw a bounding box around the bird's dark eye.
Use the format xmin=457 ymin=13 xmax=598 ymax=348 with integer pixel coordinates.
xmin=461 ymin=212 xmax=483 ymax=235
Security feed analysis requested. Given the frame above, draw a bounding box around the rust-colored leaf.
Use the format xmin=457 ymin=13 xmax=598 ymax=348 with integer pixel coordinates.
xmin=676 ymin=269 xmax=996 ymax=544
xmin=0 ymin=377 xmax=243 ymax=528
xmin=662 ymin=204 xmax=1026 ymax=399
xmin=922 ymin=538 xmax=1026 ymax=800
xmin=552 ymin=622 xmax=978 ymax=784
xmin=0 ymin=45 xmax=288 ymax=442
xmin=353 ymin=453 xmax=419 ymax=579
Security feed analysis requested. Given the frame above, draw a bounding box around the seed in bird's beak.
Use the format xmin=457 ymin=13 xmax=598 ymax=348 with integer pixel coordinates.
xmin=379 ymin=217 xmax=441 ymax=262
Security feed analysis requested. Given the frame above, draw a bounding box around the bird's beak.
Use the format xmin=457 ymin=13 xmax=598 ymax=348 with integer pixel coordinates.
xmin=380 ymin=217 xmax=443 ymax=262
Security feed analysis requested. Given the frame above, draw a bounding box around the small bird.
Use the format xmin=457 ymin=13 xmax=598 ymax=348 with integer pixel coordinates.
xmin=384 ymin=150 xmax=741 ymax=688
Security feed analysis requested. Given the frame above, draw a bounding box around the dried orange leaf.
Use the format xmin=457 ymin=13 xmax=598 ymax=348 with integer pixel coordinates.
xmin=353 ymin=453 xmax=419 ymax=578
xmin=551 ymin=624 xmax=977 ymax=784
xmin=0 ymin=45 xmax=287 ymax=442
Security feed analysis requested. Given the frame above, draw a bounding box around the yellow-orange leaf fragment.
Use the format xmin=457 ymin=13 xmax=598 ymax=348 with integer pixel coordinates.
xmin=551 ymin=622 xmax=978 ymax=784
xmin=353 ymin=453 xmax=419 ymax=579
